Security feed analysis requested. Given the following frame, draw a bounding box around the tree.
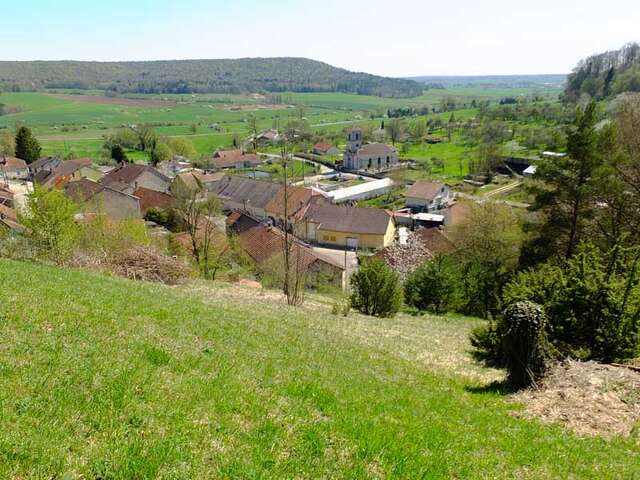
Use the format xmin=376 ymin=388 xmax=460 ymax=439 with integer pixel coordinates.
xmin=167 ymin=137 xmax=196 ymax=159
xmin=278 ymin=133 xmax=306 ymax=306
xmin=528 ymin=101 xmax=607 ymax=260
xmin=247 ymin=113 xmax=259 ymax=152
xmin=14 ymin=126 xmax=41 ymax=163
xmin=19 ymin=188 xmax=78 ymax=263
xmin=110 ymin=144 xmax=128 ymax=163
xmin=409 ymin=118 xmax=427 ymax=143
xmin=350 ymin=258 xmax=403 ymax=318
xmin=129 ymin=124 xmax=157 ymax=152
xmin=385 ymin=118 xmax=404 ymax=146
xmin=173 ymin=180 xmax=223 ymax=279
xmin=404 ymin=255 xmax=460 ymax=314
xmin=0 ymin=132 xmax=14 ymax=156
xmin=150 ymin=143 xmax=173 ymax=166
xmin=448 ymin=202 xmax=523 ymax=318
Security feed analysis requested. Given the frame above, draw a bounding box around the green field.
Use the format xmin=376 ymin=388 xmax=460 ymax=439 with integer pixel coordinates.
xmin=0 ymin=88 xmax=562 ymax=182
xmin=0 ymin=259 xmax=636 ymax=478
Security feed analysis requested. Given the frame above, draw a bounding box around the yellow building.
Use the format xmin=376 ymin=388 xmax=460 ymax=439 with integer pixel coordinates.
xmin=298 ymin=203 xmax=395 ymax=250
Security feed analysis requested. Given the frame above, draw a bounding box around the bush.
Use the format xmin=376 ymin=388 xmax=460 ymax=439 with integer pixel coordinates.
xmin=502 ymin=301 xmax=550 ymax=388
xmin=350 ymin=258 xmax=402 ymax=318
xmin=502 ymin=243 xmax=640 ymax=362
xmin=18 ymin=188 xmax=78 ymax=263
xmin=404 ymin=255 xmax=460 ymax=314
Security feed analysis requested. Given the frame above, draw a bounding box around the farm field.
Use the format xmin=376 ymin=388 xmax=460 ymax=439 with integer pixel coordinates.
xmin=0 ymin=259 xmax=637 ymax=478
xmin=0 ymin=86 xmax=561 ymax=174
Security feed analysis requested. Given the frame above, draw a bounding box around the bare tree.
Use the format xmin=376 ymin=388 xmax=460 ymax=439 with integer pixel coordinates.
xmin=278 ymin=132 xmax=306 ymax=306
xmin=385 ymin=118 xmax=404 ymax=146
xmin=174 ymin=179 xmax=224 ymax=279
xmin=247 ymin=113 xmax=259 ymax=153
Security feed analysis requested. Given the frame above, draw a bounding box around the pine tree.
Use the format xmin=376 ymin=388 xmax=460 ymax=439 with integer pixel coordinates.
xmin=15 ymin=126 xmax=41 ymax=163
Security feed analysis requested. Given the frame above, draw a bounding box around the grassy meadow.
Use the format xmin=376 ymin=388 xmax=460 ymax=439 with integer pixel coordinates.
xmin=0 ymin=259 xmax=636 ymax=478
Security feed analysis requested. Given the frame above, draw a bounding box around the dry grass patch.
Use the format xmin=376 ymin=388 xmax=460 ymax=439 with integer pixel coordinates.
xmin=513 ymin=360 xmax=640 ymax=438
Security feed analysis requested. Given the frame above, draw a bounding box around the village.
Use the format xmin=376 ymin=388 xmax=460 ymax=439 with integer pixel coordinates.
xmin=0 ymin=125 xmax=472 ymax=291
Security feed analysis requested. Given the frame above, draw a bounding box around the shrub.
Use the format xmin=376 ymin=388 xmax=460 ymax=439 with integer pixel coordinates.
xmin=350 ymin=258 xmax=402 ymax=318
xmin=502 ymin=243 xmax=640 ymax=362
xmin=404 ymin=255 xmax=460 ymax=314
xmin=18 ymin=188 xmax=78 ymax=263
xmin=501 ymin=301 xmax=550 ymax=388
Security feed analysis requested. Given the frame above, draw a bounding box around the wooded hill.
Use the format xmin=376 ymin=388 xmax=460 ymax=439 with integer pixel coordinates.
xmin=564 ymin=42 xmax=640 ymax=101
xmin=0 ymin=57 xmax=424 ymax=98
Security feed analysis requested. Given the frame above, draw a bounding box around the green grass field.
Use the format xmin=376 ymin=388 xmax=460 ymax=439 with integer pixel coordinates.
xmin=0 ymin=259 xmax=636 ymax=478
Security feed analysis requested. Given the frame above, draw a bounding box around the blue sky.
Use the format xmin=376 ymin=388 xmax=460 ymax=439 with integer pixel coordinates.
xmin=1 ymin=0 xmax=639 ymax=76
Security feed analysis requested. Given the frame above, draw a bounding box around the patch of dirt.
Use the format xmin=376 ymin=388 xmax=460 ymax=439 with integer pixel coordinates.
xmin=225 ymin=104 xmax=293 ymax=112
xmin=48 ymin=93 xmax=177 ymax=108
xmin=512 ymin=360 xmax=640 ymax=438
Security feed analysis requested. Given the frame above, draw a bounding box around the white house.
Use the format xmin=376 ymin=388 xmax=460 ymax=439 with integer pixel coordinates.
xmin=404 ymin=181 xmax=451 ymax=212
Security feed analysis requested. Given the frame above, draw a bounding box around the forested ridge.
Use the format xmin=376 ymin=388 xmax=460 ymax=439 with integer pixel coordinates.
xmin=0 ymin=57 xmax=424 ymax=98
xmin=564 ymin=42 xmax=640 ymax=100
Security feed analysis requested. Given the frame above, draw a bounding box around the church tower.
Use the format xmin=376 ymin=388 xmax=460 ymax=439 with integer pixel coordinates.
xmin=344 ymin=127 xmax=362 ymax=170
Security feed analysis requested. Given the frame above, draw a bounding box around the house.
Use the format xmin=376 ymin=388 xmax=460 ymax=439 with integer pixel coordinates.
xmin=264 ymin=185 xmax=322 ymax=226
xmin=227 ymin=211 xmax=345 ymax=289
xmin=298 ymin=203 xmax=396 ymax=250
xmin=101 ymin=163 xmax=171 ymax=195
xmin=28 ymin=156 xmax=61 ymax=178
xmin=0 ymin=204 xmax=21 ymax=233
xmin=343 ymin=128 xmax=398 ymax=172
xmin=523 ymin=165 xmax=537 ymax=177
xmin=211 ymin=149 xmax=262 ymax=170
xmin=212 ymin=176 xmax=282 ymax=220
xmin=0 ymin=157 xmax=29 ymax=180
xmin=312 ymin=142 xmax=340 ymax=156
xmin=64 ymin=178 xmax=141 ymax=221
xmin=256 ymin=130 xmax=280 ymax=145
xmin=157 ymin=159 xmax=193 ymax=177
xmin=132 ymin=186 xmax=175 ymax=215
xmin=34 ymin=159 xmax=102 ymax=189
xmin=444 ymin=201 xmax=473 ymax=227
xmin=404 ymin=181 xmax=451 ymax=212
xmin=171 ymin=170 xmax=225 ymax=199
xmin=0 ymin=185 xmax=14 ymax=207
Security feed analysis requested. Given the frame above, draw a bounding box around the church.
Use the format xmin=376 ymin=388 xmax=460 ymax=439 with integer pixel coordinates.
xmin=342 ymin=128 xmax=399 ymax=172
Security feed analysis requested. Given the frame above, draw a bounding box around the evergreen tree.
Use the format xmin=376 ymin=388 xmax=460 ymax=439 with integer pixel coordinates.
xmin=14 ymin=126 xmax=41 ymax=163
xmin=350 ymin=258 xmax=402 ymax=318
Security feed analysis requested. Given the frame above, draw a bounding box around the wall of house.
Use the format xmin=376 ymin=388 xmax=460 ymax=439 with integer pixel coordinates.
xmin=4 ymin=169 xmax=29 ymax=180
xmin=130 ymin=171 xmax=170 ymax=194
xmin=314 ymin=222 xmax=395 ymax=250
xmin=72 ymin=167 xmax=102 ymax=182
xmin=88 ymin=191 xmax=141 ymax=221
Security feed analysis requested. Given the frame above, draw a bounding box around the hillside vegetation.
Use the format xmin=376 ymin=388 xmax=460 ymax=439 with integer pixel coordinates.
xmin=0 ymin=58 xmax=424 ymax=98
xmin=564 ymin=42 xmax=640 ymax=100
xmin=0 ymin=259 xmax=637 ymax=478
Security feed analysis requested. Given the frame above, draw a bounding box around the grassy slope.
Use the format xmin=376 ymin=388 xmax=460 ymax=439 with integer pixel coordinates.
xmin=0 ymin=259 xmax=636 ymax=479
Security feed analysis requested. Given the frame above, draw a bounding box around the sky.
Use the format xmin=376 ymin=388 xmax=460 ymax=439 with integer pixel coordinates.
xmin=0 ymin=0 xmax=639 ymax=77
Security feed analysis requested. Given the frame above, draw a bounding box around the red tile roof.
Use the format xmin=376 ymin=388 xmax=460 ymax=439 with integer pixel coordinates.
xmin=313 ymin=142 xmax=336 ymax=154
xmin=212 ymin=150 xmax=261 ymax=168
xmin=133 ymin=187 xmax=174 ymax=214
xmin=227 ymin=212 xmax=343 ymax=271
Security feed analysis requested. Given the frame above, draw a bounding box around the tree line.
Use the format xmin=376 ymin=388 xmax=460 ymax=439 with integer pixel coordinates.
xmin=0 ymin=58 xmax=424 ymax=98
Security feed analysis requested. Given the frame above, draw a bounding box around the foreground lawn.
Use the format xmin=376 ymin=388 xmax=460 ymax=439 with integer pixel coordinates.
xmin=0 ymin=260 xmax=637 ymax=478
